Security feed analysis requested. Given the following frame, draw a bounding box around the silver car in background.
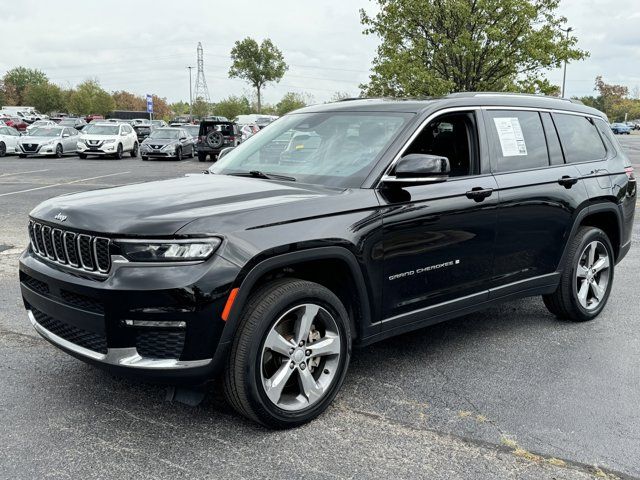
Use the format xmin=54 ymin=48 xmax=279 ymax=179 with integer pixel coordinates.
xmin=0 ymin=125 xmax=22 ymax=156
xmin=18 ymin=126 xmax=79 ymax=158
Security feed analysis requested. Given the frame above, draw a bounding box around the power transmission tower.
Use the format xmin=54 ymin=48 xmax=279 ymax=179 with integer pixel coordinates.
xmin=194 ymin=42 xmax=211 ymax=103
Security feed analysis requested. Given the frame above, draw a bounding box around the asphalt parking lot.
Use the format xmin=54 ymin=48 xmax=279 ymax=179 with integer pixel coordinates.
xmin=1 ymin=138 xmax=639 ymax=479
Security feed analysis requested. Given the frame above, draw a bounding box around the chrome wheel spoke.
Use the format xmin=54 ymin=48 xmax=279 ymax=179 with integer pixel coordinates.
xmin=264 ymin=362 xmax=294 ymax=405
xmin=308 ymin=333 xmax=340 ymax=358
xmin=294 ymin=304 xmax=319 ymax=345
xmin=587 ymin=242 xmax=597 ymax=267
xmin=298 ymin=366 xmax=324 ymax=404
xmin=576 ymin=265 xmax=589 ymax=278
xmin=577 ymin=279 xmax=590 ymax=308
xmin=264 ymin=329 xmax=294 ymax=357
xmin=590 ymin=279 xmax=605 ymax=301
xmin=592 ymin=256 xmax=609 ymax=274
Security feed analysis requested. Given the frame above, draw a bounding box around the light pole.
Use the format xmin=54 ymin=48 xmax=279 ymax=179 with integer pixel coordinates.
xmin=560 ymin=26 xmax=573 ymax=97
xmin=187 ymin=66 xmax=194 ymax=121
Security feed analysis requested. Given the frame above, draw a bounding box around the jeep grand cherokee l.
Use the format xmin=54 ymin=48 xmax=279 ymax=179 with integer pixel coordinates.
xmin=19 ymin=94 xmax=636 ymax=428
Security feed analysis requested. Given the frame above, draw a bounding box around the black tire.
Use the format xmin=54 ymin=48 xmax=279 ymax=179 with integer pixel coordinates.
xmin=198 ymin=152 xmax=207 ymax=162
xmin=78 ymin=153 xmax=87 ymax=159
xmin=113 ymin=143 xmax=123 ymax=159
xmin=131 ymin=142 xmax=138 ymax=157
xmin=175 ymin=147 xmax=182 ymax=161
xmin=55 ymin=144 xmax=63 ymax=158
xmin=141 ymin=155 xmax=148 ymax=161
xmin=19 ymin=154 xmax=26 ymax=158
xmin=543 ymin=226 xmax=614 ymax=322
xmin=0 ymin=142 xmax=6 ymax=157
xmin=223 ymin=279 xmax=352 ymax=429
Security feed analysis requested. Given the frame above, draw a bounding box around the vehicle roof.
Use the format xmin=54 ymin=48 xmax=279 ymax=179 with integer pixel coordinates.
xmin=296 ymin=92 xmax=606 ymax=118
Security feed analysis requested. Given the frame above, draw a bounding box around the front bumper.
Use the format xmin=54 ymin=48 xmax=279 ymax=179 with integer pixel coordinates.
xmin=141 ymin=147 xmax=176 ymax=157
xmin=19 ymin=144 xmax=56 ymax=156
xmin=77 ymin=143 xmax=118 ymax=155
xmin=20 ymin=246 xmax=239 ymax=383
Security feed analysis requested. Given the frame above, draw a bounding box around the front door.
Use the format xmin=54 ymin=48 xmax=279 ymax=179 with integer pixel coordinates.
xmin=379 ymin=110 xmax=498 ymax=324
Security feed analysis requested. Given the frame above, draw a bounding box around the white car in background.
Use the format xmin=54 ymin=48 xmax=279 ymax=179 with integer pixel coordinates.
xmin=18 ymin=126 xmax=79 ymax=158
xmin=26 ymin=120 xmax=57 ymax=132
xmin=0 ymin=125 xmax=22 ymax=156
xmin=77 ymin=122 xmax=139 ymax=159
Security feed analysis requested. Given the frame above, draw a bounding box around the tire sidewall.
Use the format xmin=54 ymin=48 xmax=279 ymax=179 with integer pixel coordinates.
xmin=0 ymin=141 xmax=6 ymax=157
xmin=242 ymin=283 xmax=351 ymax=427
xmin=568 ymin=228 xmax=615 ymax=319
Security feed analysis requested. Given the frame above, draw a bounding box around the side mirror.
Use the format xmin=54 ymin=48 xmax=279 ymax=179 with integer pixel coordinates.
xmin=180 ymin=136 xmax=187 ymax=141
xmin=218 ymin=146 xmax=234 ymax=160
xmin=382 ymin=153 xmax=450 ymax=186
xmin=62 ymin=133 xmax=70 ymax=138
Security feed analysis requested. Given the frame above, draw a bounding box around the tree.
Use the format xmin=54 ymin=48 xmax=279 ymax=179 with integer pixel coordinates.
xmin=229 ymin=38 xmax=288 ymax=113
xmin=192 ymin=97 xmax=211 ymax=118
xmin=170 ymin=101 xmax=190 ymax=116
xmin=211 ymin=95 xmax=251 ymax=120
xmin=150 ymin=94 xmax=171 ymax=119
xmin=24 ymin=82 xmax=65 ymax=114
xmin=67 ymin=80 xmax=115 ymax=116
xmin=360 ymin=0 xmax=588 ymax=96
xmin=112 ymin=90 xmax=146 ymax=111
xmin=2 ymin=67 xmax=48 ymax=105
xmin=276 ymin=92 xmax=311 ymax=116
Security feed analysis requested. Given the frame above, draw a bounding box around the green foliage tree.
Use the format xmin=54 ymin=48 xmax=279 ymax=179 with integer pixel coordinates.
xmin=24 ymin=82 xmax=65 ymax=114
xmin=67 ymin=80 xmax=115 ymax=116
xmin=360 ymin=0 xmax=588 ymax=96
xmin=170 ymin=101 xmax=190 ymax=116
xmin=275 ymin=92 xmax=310 ymax=116
xmin=191 ymin=97 xmax=211 ymax=118
xmin=573 ymin=76 xmax=640 ymax=121
xmin=211 ymin=95 xmax=251 ymax=120
xmin=229 ymin=38 xmax=288 ymax=113
xmin=2 ymin=67 xmax=48 ymax=105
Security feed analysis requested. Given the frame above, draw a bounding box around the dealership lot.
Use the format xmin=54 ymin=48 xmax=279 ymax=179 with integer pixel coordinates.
xmin=1 ymin=137 xmax=639 ymax=479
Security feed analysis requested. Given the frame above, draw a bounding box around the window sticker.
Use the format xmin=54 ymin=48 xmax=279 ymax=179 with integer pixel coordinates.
xmin=493 ymin=117 xmax=527 ymax=156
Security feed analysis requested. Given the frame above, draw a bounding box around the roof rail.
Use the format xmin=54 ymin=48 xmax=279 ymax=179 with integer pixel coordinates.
xmin=446 ymin=92 xmax=573 ymax=102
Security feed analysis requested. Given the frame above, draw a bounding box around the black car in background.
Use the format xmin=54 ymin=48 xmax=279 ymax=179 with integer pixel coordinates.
xmin=196 ymin=120 xmax=242 ymax=162
xmin=133 ymin=124 xmax=152 ymax=142
xmin=58 ymin=117 xmax=87 ymax=131
xmin=19 ymin=94 xmax=636 ymax=428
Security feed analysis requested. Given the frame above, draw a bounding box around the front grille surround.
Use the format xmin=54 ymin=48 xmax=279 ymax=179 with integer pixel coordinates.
xmin=29 ymin=220 xmax=111 ymax=275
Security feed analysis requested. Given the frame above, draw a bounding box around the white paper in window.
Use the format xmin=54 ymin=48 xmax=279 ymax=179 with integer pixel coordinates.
xmin=493 ymin=117 xmax=527 ymax=156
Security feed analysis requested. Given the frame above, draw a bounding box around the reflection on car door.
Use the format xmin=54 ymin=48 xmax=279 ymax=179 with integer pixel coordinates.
xmin=486 ymin=109 xmax=589 ymax=296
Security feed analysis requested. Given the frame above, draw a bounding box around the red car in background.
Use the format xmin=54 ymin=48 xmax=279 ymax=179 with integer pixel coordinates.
xmin=0 ymin=117 xmax=28 ymax=131
xmin=85 ymin=114 xmax=105 ymax=123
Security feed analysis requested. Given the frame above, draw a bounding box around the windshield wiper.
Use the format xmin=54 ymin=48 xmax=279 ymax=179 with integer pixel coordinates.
xmin=228 ymin=171 xmax=296 ymax=181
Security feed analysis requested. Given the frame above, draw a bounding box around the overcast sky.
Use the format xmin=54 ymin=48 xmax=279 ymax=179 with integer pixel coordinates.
xmin=1 ymin=0 xmax=638 ymax=105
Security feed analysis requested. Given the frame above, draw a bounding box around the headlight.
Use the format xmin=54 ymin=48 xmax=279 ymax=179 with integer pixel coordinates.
xmin=103 ymin=139 xmax=115 ymax=144
xmin=43 ymin=139 xmax=55 ymax=145
xmin=161 ymin=143 xmax=176 ymax=151
xmin=116 ymin=238 xmax=221 ymax=262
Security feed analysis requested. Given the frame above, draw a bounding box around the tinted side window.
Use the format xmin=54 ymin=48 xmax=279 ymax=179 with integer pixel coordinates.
xmin=593 ymin=118 xmax=617 ymax=155
xmin=552 ymin=113 xmax=606 ymax=163
xmin=487 ymin=110 xmax=549 ymax=172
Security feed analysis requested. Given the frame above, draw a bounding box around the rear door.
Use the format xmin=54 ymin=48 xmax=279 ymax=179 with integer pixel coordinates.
xmin=486 ymin=109 xmax=589 ymax=295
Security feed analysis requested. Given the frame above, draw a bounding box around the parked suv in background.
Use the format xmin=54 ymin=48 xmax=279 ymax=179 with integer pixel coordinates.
xmin=19 ymin=94 xmax=636 ymax=428
xmin=196 ymin=120 xmax=241 ymax=162
xmin=77 ymin=122 xmax=138 ymax=159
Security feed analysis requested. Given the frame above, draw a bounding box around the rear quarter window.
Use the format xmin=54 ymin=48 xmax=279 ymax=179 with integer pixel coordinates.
xmin=552 ymin=113 xmax=607 ymax=163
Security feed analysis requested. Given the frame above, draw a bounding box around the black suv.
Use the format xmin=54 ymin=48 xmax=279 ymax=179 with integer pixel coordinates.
xmin=19 ymin=94 xmax=636 ymax=428
xmin=196 ymin=120 xmax=242 ymax=162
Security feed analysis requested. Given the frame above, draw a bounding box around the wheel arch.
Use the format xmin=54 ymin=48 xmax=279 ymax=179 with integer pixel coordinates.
xmin=218 ymin=247 xmax=372 ymax=347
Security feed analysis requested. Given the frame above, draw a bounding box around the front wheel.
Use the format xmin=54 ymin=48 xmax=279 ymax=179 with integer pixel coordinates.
xmin=0 ymin=142 xmax=6 ymax=157
xmin=223 ymin=279 xmax=351 ymax=428
xmin=543 ymin=226 xmax=614 ymax=322
xmin=78 ymin=153 xmax=87 ymax=159
xmin=175 ymin=147 xmax=182 ymax=161
xmin=55 ymin=144 xmax=63 ymax=158
xmin=113 ymin=143 xmax=123 ymax=159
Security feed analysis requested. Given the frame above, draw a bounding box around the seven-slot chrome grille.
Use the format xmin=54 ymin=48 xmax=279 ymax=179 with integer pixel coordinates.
xmin=28 ymin=220 xmax=111 ymax=274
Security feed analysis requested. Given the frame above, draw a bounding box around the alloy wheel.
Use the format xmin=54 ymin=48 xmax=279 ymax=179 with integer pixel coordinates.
xmin=260 ymin=303 xmax=342 ymax=411
xmin=575 ymin=240 xmax=611 ymax=311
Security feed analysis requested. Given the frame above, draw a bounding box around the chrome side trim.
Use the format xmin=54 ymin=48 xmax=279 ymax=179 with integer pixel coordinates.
xmin=28 ymin=310 xmax=211 ymax=370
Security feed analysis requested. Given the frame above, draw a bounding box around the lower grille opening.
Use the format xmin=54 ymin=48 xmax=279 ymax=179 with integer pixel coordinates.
xmin=21 ymin=273 xmax=50 ymax=295
xmin=60 ymin=290 xmax=105 ymax=314
xmin=136 ymin=330 xmax=185 ymax=359
xmin=31 ymin=307 xmax=107 ymax=354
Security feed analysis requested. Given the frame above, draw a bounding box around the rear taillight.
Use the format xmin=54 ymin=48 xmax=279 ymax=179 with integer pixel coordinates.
xmin=625 ymin=166 xmax=635 ymax=180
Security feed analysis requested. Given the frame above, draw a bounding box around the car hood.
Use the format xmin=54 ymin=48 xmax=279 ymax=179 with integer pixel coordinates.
xmin=142 ymin=138 xmax=177 ymax=146
xmin=29 ymin=174 xmax=364 ymax=236
xmin=19 ymin=135 xmax=58 ymax=142
xmin=80 ymin=134 xmax=118 ymax=141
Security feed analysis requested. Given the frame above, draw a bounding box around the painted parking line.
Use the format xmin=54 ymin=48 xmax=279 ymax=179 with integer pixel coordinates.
xmin=0 ymin=169 xmax=50 ymax=178
xmin=0 ymin=172 xmax=130 ymax=197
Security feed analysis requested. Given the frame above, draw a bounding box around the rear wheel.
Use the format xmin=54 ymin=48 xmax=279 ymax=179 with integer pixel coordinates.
xmin=131 ymin=142 xmax=138 ymax=157
xmin=543 ymin=226 xmax=614 ymax=322
xmin=224 ymin=279 xmax=351 ymax=428
xmin=0 ymin=142 xmax=6 ymax=157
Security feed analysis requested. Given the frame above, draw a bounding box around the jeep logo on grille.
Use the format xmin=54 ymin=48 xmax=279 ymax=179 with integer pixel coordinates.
xmin=54 ymin=212 xmax=67 ymax=222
